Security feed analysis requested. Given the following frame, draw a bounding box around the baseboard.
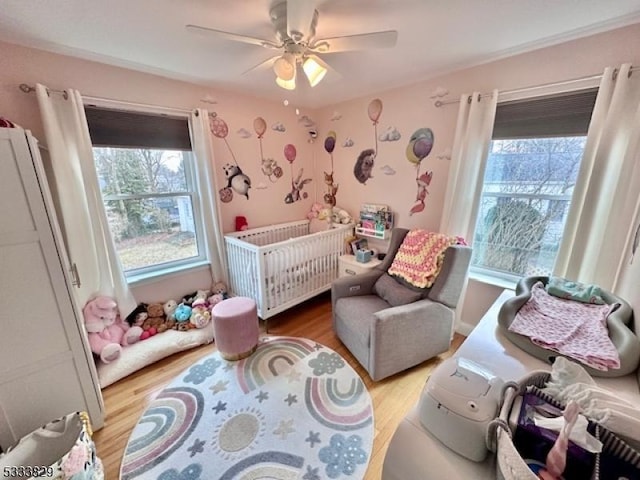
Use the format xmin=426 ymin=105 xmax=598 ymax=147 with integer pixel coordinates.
xmin=455 ymin=321 xmax=476 ymax=337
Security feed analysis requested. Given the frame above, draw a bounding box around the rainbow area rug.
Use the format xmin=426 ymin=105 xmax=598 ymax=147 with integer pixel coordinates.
xmin=120 ymin=336 xmax=374 ymax=479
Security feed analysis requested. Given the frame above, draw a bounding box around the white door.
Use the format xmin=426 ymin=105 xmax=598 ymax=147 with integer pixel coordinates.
xmin=0 ymin=129 xmax=103 ymax=450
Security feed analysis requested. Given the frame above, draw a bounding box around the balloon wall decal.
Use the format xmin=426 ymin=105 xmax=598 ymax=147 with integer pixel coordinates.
xmin=323 ymin=131 xmax=339 ymax=207
xmin=406 ymin=128 xmax=435 ymax=216
xmin=354 ymin=98 xmax=384 ymax=184
xmin=209 ymin=114 xmax=252 ymax=202
xmin=254 ymin=116 xmax=282 ymax=183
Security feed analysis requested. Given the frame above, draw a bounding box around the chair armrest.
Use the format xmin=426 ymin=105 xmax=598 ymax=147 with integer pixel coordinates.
xmin=331 ymin=270 xmax=382 ymax=311
xmin=369 ymin=299 xmax=454 ymax=381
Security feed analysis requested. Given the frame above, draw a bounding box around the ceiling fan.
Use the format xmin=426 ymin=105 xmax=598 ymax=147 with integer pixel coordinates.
xmin=186 ymin=0 xmax=398 ymax=90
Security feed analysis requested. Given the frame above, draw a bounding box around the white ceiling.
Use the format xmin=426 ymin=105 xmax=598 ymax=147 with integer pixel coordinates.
xmin=2 ymin=0 xmax=640 ymax=108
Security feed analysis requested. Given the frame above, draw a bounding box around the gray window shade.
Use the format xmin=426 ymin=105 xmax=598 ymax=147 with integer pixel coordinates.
xmin=85 ymin=106 xmax=191 ymax=150
xmin=493 ymin=88 xmax=598 ymax=139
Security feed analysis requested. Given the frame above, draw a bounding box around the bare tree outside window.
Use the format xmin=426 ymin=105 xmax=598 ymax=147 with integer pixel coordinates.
xmin=472 ymin=137 xmax=586 ymax=278
xmin=94 ymin=147 xmax=200 ymax=273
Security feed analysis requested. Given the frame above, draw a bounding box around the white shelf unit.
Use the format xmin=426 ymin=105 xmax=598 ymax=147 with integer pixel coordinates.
xmin=357 ymin=203 xmax=393 ymax=240
xmin=355 ymin=226 xmax=390 ymax=240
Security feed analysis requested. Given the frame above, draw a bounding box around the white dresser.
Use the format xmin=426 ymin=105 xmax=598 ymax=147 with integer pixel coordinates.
xmin=0 ymin=128 xmax=103 ymax=450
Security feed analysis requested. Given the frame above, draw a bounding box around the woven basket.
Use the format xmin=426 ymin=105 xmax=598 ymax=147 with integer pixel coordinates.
xmin=488 ymin=371 xmax=640 ymax=480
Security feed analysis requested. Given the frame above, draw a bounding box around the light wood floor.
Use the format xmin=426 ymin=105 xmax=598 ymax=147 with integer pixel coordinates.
xmin=93 ymin=292 xmax=465 ymax=479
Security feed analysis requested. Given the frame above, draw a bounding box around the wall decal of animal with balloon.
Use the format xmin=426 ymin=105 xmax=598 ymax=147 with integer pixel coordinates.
xmin=254 ymin=116 xmax=283 ymax=183
xmin=209 ymin=113 xmax=252 ymax=203
xmin=323 ymin=131 xmax=339 ymax=206
xmin=406 ymin=128 xmax=435 ymax=216
xmin=354 ymin=98 xmax=383 ymax=185
xmin=283 ymin=144 xmax=312 ymax=204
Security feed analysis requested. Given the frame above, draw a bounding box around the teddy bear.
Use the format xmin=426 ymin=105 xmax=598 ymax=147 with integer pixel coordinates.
xmin=140 ymin=303 xmax=166 ymax=338
xmin=83 ymin=296 xmax=143 ymax=364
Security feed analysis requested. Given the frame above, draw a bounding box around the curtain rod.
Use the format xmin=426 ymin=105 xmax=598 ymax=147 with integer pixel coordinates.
xmin=18 ymin=83 xmax=204 ymax=116
xmin=434 ymin=65 xmax=637 ymax=107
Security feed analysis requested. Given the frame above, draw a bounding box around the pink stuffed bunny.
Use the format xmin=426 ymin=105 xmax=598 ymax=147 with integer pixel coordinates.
xmin=83 ymin=296 xmax=143 ymax=363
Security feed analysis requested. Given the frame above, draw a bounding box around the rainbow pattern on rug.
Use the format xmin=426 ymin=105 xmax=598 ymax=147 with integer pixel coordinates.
xmin=121 ymin=387 xmax=204 ymax=479
xmin=121 ymin=337 xmax=374 ymax=480
xmin=236 ymin=337 xmax=316 ymax=393
xmin=305 ymin=377 xmax=373 ymax=431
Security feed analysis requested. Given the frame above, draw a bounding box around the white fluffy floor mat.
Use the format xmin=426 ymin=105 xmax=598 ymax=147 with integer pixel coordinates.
xmin=96 ymin=325 xmax=214 ymax=388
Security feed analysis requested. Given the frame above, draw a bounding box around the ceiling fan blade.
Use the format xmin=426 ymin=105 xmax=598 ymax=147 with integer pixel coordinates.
xmin=242 ymin=55 xmax=280 ymax=75
xmin=287 ymin=0 xmax=316 ymax=42
xmin=186 ymin=24 xmax=280 ymax=49
xmin=311 ymin=30 xmax=398 ymax=53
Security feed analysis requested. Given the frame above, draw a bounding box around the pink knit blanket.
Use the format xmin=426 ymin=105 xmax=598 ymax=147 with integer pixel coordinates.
xmin=388 ymin=230 xmax=465 ymax=288
xmin=508 ymin=282 xmax=620 ymax=371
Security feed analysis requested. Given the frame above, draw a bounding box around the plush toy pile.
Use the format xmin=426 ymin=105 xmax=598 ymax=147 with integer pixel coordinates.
xmin=306 ymin=202 xmax=353 ymax=225
xmin=83 ymin=281 xmax=229 ymax=364
xmin=126 ymin=281 xmax=229 ymax=340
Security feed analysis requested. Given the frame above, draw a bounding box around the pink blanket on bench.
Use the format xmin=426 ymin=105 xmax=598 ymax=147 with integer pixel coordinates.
xmin=508 ymin=281 xmax=620 ymax=371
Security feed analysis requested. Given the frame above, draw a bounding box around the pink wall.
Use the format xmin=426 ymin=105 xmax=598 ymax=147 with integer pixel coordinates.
xmin=0 ymin=40 xmax=314 ymax=234
xmin=2 ymin=23 xmax=640 ymax=317
xmin=314 ymin=23 xmax=640 ymax=327
xmin=0 ymin=41 xmax=317 ymax=303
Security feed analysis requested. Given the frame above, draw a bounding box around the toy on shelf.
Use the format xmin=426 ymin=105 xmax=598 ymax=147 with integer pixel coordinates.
xmin=83 ymin=296 xmax=143 ymax=364
xmin=356 ymin=203 xmax=393 ymax=240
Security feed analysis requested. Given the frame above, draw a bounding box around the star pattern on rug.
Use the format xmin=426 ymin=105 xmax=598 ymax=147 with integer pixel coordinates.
xmin=314 ymin=343 xmax=323 ymax=351
xmin=209 ymin=380 xmax=229 ymax=395
xmin=273 ymin=418 xmax=295 ymax=439
xmin=285 ymin=368 xmax=302 ymax=383
xmin=284 ymin=393 xmax=298 ymax=406
xmin=223 ymin=362 xmax=234 ymax=372
xmin=212 ymin=400 xmax=227 ymax=414
xmin=255 ymin=391 xmax=269 ymax=403
xmin=305 ymin=431 xmax=321 ymax=448
xmin=303 ymin=465 xmax=321 ymax=480
xmin=187 ymin=438 xmax=206 ymax=457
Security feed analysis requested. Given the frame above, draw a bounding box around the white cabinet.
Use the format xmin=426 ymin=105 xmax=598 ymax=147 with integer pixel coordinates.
xmin=338 ymin=254 xmax=382 ymax=277
xmin=0 ymin=128 xmax=103 ymax=450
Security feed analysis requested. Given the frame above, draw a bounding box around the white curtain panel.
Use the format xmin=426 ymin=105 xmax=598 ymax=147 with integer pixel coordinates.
xmin=189 ymin=109 xmax=228 ymax=285
xmin=554 ymin=64 xmax=640 ymax=290
xmin=35 ymin=84 xmax=137 ymax=317
xmin=440 ymin=90 xmax=498 ymax=241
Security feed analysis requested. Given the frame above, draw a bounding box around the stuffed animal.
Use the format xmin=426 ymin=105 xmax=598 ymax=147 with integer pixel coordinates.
xmin=207 ymin=293 xmax=224 ymax=309
xmin=181 ymin=291 xmax=205 ymax=307
xmin=306 ymin=202 xmax=323 ymax=220
xmin=83 ymin=296 xmax=143 ymax=364
xmin=211 ymin=281 xmax=228 ymax=299
xmin=163 ymin=299 xmax=178 ymax=321
xmin=190 ymin=298 xmax=211 ymax=329
xmin=141 ymin=303 xmax=166 ymax=336
xmin=174 ymin=304 xmax=192 ymax=323
xmin=125 ymin=302 xmax=148 ymax=327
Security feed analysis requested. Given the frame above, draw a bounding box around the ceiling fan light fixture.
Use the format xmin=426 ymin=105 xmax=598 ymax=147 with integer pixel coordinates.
xmin=273 ymin=53 xmax=296 ymax=81
xmin=303 ymin=55 xmax=328 ymax=87
xmin=276 ymin=66 xmax=297 ymax=90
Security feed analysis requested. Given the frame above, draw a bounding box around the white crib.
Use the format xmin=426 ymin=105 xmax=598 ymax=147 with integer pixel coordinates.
xmin=224 ymin=220 xmax=353 ymax=321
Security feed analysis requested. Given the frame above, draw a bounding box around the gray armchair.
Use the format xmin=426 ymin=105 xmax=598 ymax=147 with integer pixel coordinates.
xmin=331 ymin=228 xmax=472 ymax=381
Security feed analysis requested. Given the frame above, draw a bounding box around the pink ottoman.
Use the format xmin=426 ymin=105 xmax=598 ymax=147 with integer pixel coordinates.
xmin=212 ymin=297 xmax=259 ymax=361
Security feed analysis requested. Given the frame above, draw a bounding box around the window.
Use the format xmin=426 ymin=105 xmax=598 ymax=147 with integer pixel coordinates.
xmin=471 ymin=89 xmax=597 ymax=281
xmin=86 ymin=107 xmax=206 ymax=278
